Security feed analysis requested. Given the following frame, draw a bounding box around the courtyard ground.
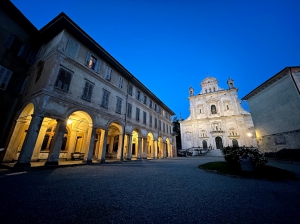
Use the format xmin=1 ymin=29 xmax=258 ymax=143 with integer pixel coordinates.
xmin=0 ymin=157 xmax=300 ymax=223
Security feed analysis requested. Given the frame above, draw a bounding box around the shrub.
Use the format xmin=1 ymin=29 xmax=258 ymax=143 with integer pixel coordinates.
xmin=222 ymin=147 xmax=268 ymax=169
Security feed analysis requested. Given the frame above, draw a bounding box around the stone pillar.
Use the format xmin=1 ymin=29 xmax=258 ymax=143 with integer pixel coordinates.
xmin=153 ymin=140 xmax=157 ymax=159
xmin=162 ymin=141 xmax=166 ymax=158
xmin=3 ymin=119 xmax=27 ymax=162
xmin=137 ymin=137 xmax=142 ymax=159
xmin=126 ymin=134 xmax=132 ymax=160
xmin=15 ymin=114 xmax=44 ymax=167
xmin=45 ymin=119 xmax=67 ymax=166
xmin=84 ymin=127 xmax=97 ymax=164
xmin=143 ymin=137 xmax=148 ymax=159
xmin=31 ymin=122 xmax=47 ymax=161
xmin=66 ymin=129 xmax=77 ymax=160
xmin=117 ymin=134 xmax=123 ymax=160
xmin=99 ymin=129 xmax=108 ymax=163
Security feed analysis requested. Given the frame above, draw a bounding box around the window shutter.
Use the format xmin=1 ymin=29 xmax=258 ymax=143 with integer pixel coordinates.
xmin=4 ymin=33 xmax=15 ymax=49
xmin=65 ymin=38 xmax=79 ymax=59
xmin=0 ymin=69 xmax=13 ymax=90
xmin=88 ymin=83 xmax=94 ymax=99
xmin=18 ymin=44 xmax=29 ymax=58
xmin=86 ymin=52 xmax=91 ymax=66
xmin=95 ymin=60 xmax=101 ymax=73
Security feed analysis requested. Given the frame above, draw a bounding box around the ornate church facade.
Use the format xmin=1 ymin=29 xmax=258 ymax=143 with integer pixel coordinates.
xmin=180 ymin=77 xmax=257 ymax=150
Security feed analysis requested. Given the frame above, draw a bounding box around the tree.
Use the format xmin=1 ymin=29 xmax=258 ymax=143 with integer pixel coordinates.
xmin=172 ymin=116 xmax=182 ymax=149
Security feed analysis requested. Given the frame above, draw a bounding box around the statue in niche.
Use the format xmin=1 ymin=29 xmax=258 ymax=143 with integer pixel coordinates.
xmin=211 ymin=105 xmax=217 ymax=114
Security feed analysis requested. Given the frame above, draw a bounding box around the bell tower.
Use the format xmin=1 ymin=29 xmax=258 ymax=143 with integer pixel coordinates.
xmin=227 ymin=77 xmax=235 ymax=89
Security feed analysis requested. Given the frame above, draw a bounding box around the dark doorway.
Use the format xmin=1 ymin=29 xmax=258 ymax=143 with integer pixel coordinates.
xmin=215 ymin=137 xmax=223 ymax=149
xmin=202 ymin=140 xmax=207 ymax=149
xmin=232 ymin=139 xmax=239 ymax=148
xmin=132 ymin=143 xmax=136 ymax=155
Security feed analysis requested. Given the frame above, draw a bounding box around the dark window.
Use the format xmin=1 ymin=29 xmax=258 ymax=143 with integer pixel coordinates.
xmin=82 ymin=80 xmax=94 ymax=101
xmin=101 ymin=89 xmax=110 ymax=108
xmin=136 ymin=90 xmax=141 ymax=101
xmin=116 ymin=97 xmax=122 ymax=114
xmin=149 ymin=115 xmax=152 ymax=127
xmin=127 ymin=103 xmax=132 ymax=118
xmin=136 ymin=107 xmax=140 ymax=121
xmin=155 ymin=118 xmax=157 ymax=128
xmin=65 ymin=38 xmax=79 ymax=59
xmin=159 ymin=120 xmax=161 ymax=130
xmin=118 ymin=76 xmax=123 ymax=89
xmin=211 ymin=105 xmax=217 ymax=114
xmin=143 ymin=95 xmax=147 ymax=105
xmin=0 ymin=65 xmax=13 ymax=91
xmin=105 ymin=65 xmax=112 ymax=81
xmin=128 ymin=84 xmax=133 ymax=96
xmin=143 ymin=111 xmax=147 ymax=124
xmin=149 ymin=100 xmax=153 ymax=109
xmin=55 ymin=68 xmax=73 ymax=92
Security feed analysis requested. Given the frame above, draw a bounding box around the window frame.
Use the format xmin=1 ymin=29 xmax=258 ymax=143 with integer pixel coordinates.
xmin=82 ymin=79 xmax=95 ymax=102
xmin=54 ymin=67 xmax=73 ymax=92
xmin=100 ymin=89 xmax=110 ymax=109
xmin=136 ymin=107 xmax=140 ymax=121
xmin=105 ymin=65 xmax=112 ymax=81
xmin=143 ymin=111 xmax=147 ymax=124
xmin=115 ymin=96 xmax=122 ymax=114
xmin=127 ymin=103 xmax=132 ymax=118
xmin=0 ymin=65 xmax=13 ymax=91
xmin=85 ymin=52 xmax=101 ymax=73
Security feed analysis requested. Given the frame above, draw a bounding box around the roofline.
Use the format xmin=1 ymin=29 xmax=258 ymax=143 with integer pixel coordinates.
xmin=38 ymin=12 xmax=175 ymax=115
xmin=242 ymin=66 xmax=300 ymax=100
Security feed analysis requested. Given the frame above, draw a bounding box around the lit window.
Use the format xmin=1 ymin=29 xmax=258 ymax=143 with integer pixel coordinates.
xmin=86 ymin=52 xmax=100 ymax=73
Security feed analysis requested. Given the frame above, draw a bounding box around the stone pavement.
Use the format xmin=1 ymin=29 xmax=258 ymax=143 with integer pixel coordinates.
xmin=0 ymin=157 xmax=300 ymax=223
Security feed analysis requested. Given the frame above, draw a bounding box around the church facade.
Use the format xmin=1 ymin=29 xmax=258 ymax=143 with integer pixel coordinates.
xmin=180 ymin=77 xmax=257 ymax=150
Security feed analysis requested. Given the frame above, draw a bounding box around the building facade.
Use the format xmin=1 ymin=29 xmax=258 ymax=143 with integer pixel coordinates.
xmin=0 ymin=1 xmax=38 ymax=152
xmin=242 ymin=66 xmax=300 ymax=152
xmin=1 ymin=6 xmax=175 ymax=166
xmin=180 ymin=77 xmax=257 ymax=150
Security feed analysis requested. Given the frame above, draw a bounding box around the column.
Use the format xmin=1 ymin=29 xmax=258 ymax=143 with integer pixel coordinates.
xmin=117 ymin=134 xmax=123 ymax=160
xmin=143 ymin=137 xmax=148 ymax=159
xmin=137 ymin=137 xmax=142 ymax=159
xmin=31 ymin=122 xmax=48 ymax=161
xmin=99 ymin=129 xmax=108 ymax=163
xmin=84 ymin=127 xmax=97 ymax=164
xmin=45 ymin=119 xmax=67 ymax=166
xmin=153 ymin=140 xmax=157 ymax=159
xmin=66 ymin=129 xmax=77 ymax=160
xmin=126 ymin=134 xmax=132 ymax=160
xmin=15 ymin=114 xmax=44 ymax=167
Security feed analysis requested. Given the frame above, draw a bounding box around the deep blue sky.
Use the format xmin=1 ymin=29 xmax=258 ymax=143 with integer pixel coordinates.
xmin=11 ymin=0 xmax=300 ymax=119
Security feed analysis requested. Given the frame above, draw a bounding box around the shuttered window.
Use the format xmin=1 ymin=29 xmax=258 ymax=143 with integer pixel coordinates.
xmin=116 ymin=97 xmax=122 ymax=114
xmin=85 ymin=52 xmax=100 ymax=73
xmin=101 ymin=89 xmax=110 ymax=108
xmin=118 ymin=76 xmax=123 ymax=89
xmin=127 ymin=103 xmax=132 ymax=118
xmin=105 ymin=65 xmax=112 ymax=81
xmin=0 ymin=65 xmax=13 ymax=90
xmin=55 ymin=68 xmax=73 ymax=92
xmin=82 ymin=80 xmax=94 ymax=101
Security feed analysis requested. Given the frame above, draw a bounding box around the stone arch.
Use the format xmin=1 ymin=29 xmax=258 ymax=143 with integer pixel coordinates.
xmin=131 ymin=128 xmax=141 ymax=158
xmin=3 ymin=103 xmax=34 ymax=162
xmin=106 ymin=122 xmax=123 ymax=159
xmin=215 ymin=136 xmax=223 ymax=149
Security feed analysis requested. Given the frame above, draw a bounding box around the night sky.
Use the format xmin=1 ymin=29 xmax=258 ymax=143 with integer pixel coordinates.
xmin=10 ymin=0 xmax=300 ymax=119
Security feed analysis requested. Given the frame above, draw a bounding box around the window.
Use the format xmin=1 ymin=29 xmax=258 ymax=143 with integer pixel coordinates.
xmin=128 ymin=84 xmax=133 ymax=95
xmin=136 ymin=107 xmax=140 ymax=121
xmin=82 ymin=80 xmax=94 ymax=101
xmin=154 ymin=104 xmax=157 ymax=112
xmin=0 ymin=65 xmax=13 ymax=91
xmin=155 ymin=118 xmax=157 ymax=128
xmin=118 ymin=76 xmax=123 ymax=89
xmin=158 ymin=107 xmax=162 ymax=115
xmin=4 ymin=33 xmax=28 ymax=58
xmin=136 ymin=90 xmax=141 ymax=101
xmin=143 ymin=111 xmax=147 ymax=124
xmin=101 ymin=89 xmax=110 ymax=108
xmin=26 ymin=51 xmax=37 ymax=65
xmin=143 ymin=95 xmax=147 ymax=105
xmin=166 ymin=124 xmax=168 ymax=133
xmin=65 ymin=38 xmax=79 ymax=59
xmin=86 ymin=52 xmax=100 ymax=73
xmin=159 ymin=120 xmax=161 ymax=130
xmin=149 ymin=115 xmax=152 ymax=127
xmin=163 ymin=122 xmax=165 ymax=132
xmin=105 ymin=65 xmax=112 ymax=81
xmin=149 ymin=100 xmax=153 ymax=109
xmin=127 ymin=103 xmax=132 ymax=118
xmin=211 ymin=105 xmax=217 ymax=114
xmin=116 ymin=97 xmax=122 ymax=114
xmin=55 ymin=68 xmax=73 ymax=92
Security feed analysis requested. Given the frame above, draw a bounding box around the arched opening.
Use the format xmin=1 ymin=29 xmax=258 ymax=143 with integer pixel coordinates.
xmin=215 ymin=137 xmax=223 ymax=149
xmin=157 ymin=137 xmax=163 ymax=158
xmin=106 ymin=122 xmax=122 ymax=159
xmin=202 ymin=140 xmax=208 ymax=149
xmin=232 ymin=139 xmax=239 ymax=148
xmin=131 ymin=129 xmax=140 ymax=158
xmin=3 ymin=103 xmax=34 ymax=162
xmin=211 ymin=105 xmax=217 ymax=114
